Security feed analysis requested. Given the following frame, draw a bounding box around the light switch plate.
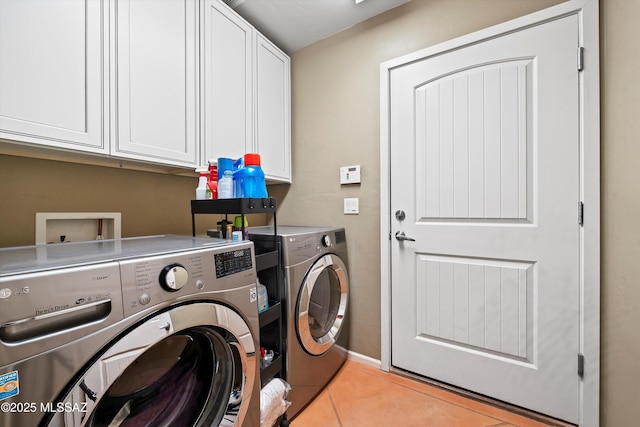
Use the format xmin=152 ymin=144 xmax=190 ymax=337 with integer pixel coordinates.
xmin=344 ymin=198 xmax=359 ymax=214
xmin=340 ymin=165 xmax=361 ymax=184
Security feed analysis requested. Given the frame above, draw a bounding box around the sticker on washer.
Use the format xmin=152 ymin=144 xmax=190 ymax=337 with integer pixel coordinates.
xmin=0 ymin=371 xmax=19 ymax=401
xmin=249 ymin=287 xmax=257 ymax=303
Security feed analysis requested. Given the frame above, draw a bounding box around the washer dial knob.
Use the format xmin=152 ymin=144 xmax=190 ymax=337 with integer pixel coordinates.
xmin=321 ymin=234 xmax=331 ymax=247
xmin=160 ymin=264 xmax=188 ymax=292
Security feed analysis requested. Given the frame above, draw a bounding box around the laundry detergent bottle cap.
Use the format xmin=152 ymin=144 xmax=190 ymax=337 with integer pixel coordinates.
xmin=244 ymin=153 xmax=261 ymax=166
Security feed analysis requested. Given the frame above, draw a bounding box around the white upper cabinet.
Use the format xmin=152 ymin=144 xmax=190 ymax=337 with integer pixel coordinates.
xmin=202 ymin=2 xmax=291 ymax=182
xmin=201 ymin=0 xmax=253 ymax=165
xmin=0 ymin=0 xmax=289 ymax=177
xmin=255 ymin=34 xmax=291 ymax=182
xmin=110 ymin=0 xmax=199 ymax=167
xmin=0 ymin=0 xmax=107 ymax=153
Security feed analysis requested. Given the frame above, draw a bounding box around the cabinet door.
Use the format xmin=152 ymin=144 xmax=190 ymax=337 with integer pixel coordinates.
xmin=255 ymin=34 xmax=291 ymax=182
xmin=111 ymin=0 xmax=198 ymax=167
xmin=0 ymin=0 xmax=107 ymax=153
xmin=201 ymin=0 xmax=253 ymax=165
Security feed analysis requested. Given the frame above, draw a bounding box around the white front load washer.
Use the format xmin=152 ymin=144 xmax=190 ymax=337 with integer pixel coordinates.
xmin=0 ymin=235 xmax=260 ymax=427
xmin=249 ymin=226 xmax=349 ymax=419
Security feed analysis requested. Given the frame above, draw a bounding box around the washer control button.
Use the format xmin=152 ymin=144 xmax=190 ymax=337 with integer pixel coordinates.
xmin=139 ymin=293 xmax=151 ymax=305
xmin=159 ymin=264 xmax=189 ymax=292
xmin=321 ymin=234 xmax=331 ymax=247
xmin=195 ymin=279 xmax=205 ymax=290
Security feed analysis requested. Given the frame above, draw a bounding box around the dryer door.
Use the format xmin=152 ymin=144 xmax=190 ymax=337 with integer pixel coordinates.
xmin=44 ymin=302 xmax=256 ymax=427
xmin=297 ymin=254 xmax=349 ymax=356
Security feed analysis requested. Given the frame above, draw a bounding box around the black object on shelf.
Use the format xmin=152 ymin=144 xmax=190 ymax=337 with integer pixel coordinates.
xmin=191 ymin=197 xmax=277 ymax=238
xmin=190 ymin=198 xmax=287 ymax=415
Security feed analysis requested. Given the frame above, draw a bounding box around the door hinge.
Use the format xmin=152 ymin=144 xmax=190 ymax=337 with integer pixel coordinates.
xmin=577 ymin=47 xmax=585 ymax=71
xmin=578 ymin=201 xmax=584 ymax=226
xmin=578 ymin=353 xmax=585 ymax=377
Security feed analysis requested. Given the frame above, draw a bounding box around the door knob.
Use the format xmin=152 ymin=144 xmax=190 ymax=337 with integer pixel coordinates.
xmin=395 ymin=231 xmax=416 ymax=242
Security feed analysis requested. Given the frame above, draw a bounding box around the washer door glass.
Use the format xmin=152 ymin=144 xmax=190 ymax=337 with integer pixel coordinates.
xmin=44 ymin=303 xmax=256 ymax=427
xmin=86 ymin=327 xmax=232 ymax=427
xmin=297 ymin=254 xmax=349 ymax=356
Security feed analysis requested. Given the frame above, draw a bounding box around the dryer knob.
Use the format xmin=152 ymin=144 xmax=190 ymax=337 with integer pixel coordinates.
xmin=160 ymin=264 xmax=189 ymax=292
xmin=321 ymin=234 xmax=331 ymax=247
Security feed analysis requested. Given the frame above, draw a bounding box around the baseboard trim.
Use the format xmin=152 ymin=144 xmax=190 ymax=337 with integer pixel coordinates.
xmin=346 ymin=350 xmax=382 ymax=370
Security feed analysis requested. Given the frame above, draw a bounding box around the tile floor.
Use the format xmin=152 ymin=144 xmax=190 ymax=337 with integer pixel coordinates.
xmin=289 ymin=360 xmax=573 ymax=427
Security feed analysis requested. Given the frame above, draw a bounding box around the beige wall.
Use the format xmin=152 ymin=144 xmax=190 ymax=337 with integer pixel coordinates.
xmin=0 ymin=155 xmax=239 ymax=246
xmin=600 ymin=0 xmax=640 ymax=425
xmin=271 ymin=0 xmax=640 ymax=425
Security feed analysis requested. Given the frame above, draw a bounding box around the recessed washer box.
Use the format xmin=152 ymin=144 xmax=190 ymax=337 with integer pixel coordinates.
xmin=35 ymin=212 xmax=122 ymax=244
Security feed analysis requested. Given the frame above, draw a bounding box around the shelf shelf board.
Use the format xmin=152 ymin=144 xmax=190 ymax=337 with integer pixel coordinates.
xmin=191 ymin=197 xmax=276 ymax=214
xmin=259 ymin=301 xmax=281 ymax=327
xmin=260 ymin=353 xmax=283 ymax=384
xmin=256 ymin=250 xmax=279 ymax=271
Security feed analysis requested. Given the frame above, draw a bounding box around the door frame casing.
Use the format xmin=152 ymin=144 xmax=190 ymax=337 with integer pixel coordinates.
xmin=379 ymin=1 xmax=600 ymax=425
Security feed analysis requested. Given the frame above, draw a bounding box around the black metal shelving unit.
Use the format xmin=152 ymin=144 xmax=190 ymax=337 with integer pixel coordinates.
xmin=191 ymin=197 xmax=287 ymax=388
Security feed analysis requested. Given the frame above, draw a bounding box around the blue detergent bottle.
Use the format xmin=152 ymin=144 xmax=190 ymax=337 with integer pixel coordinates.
xmin=235 ymin=153 xmax=268 ymax=198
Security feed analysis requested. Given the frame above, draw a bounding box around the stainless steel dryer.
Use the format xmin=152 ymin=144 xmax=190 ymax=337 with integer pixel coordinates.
xmin=249 ymin=226 xmax=349 ymax=418
xmin=0 ymin=235 xmax=260 ymax=427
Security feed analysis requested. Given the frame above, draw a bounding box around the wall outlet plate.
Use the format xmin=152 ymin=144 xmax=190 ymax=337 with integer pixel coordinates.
xmin=35 ymin=212 xmax=122 ymax=244
xmin=340 ymin=165 xmax=361 ymax=184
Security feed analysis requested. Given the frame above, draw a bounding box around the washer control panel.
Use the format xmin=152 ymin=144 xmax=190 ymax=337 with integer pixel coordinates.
xmin=214 ymin=248 xmax=253 ymax=278
xmin=119 ymin=243 xmax=255 ymax=317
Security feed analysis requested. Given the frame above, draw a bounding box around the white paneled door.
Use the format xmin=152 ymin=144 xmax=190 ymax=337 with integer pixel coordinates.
xmin=390 ymin=15 xmax=580 ymax=423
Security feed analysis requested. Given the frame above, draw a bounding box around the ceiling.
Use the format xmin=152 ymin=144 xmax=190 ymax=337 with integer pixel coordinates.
xmin=227 ymin=0 xmax=412 ymax=53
